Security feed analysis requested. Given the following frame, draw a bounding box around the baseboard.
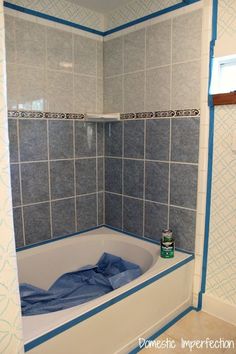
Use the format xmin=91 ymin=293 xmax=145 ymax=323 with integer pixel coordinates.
xmin=202 ymin=293 xmax=236 ymax=326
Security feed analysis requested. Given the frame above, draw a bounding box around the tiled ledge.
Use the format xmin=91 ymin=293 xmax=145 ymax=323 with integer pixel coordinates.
xmin=8 ymin=109 xmax=200 ymax=120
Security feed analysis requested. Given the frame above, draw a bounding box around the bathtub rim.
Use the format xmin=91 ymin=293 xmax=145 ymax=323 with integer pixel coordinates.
xmin=23 ymin=251 xmax=194 ymax=352
xmin=16 ymin=224 xmax=194 ymax=256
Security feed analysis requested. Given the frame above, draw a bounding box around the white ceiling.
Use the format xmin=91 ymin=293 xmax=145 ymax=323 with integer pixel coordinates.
xmin=66 ymin=0 xmax=132 ymax=14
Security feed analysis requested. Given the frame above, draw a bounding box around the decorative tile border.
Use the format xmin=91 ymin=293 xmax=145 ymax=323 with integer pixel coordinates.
xmin=8 ymin=109 xmax=200 ymax=120
xmin=118 ymin=109 xmax=200 ymax=119
xmin=8 ymin=110 xmax=85 ymax=120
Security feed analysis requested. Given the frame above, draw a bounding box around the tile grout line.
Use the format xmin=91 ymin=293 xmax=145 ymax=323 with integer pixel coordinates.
xmin=10 ymin=63 xmax=100 ymax=79
xmin=72 ymin=30 xmax=78 ymax=232
xmin=96 ymin=123 xmax=99 ymax=226
xmin=121 ymin=121 xmax=124 ymax=230
xmin=16 ymin=119 xmax=26 ymax=246
xmin=102 ymin=156 xmax=198 ymax=166
xmin=121 ymin=34 xmax=125 ymax=230
xmin=45 ymin=25 xmax=53 ymax=239
xmin=168 ymin=17 xmax=173 ymax=228
xmin=122 ymin=35 xmax=125 ymax=115
xmin=12 ymin=192 xmax=99 ymax=209
xmin=103 ymin=124 xmax=105 ymax=225
xmin=168 ymin=119 xmax=172 ymax=228
xmin=46 ymin=120 xmax=53 ymax=239
xmin=73 ymin=120 xmax=78 ymax=232
xmin=104 ymin=191 xmax=197 ymax=212
xmin=10 ymin=156 xmax=104 ymax=164
xmin=142 ymin=27 xmax=147 ymax=237
xmin=95 ymin=40 xmax=99 ymax=227
xmin=103 ymin=58 xmax=202 ymax=80
xmin=143 ymin=119 xmax=146 ymax=238
xmin=103 ymin=123 xmax=105 ymax=225
xmin=96 ymin=41 xmax=98 ymax=114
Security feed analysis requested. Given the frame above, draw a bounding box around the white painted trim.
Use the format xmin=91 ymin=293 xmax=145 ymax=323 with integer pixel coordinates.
xmin=202 ymin=293 xmax=236 ymax=326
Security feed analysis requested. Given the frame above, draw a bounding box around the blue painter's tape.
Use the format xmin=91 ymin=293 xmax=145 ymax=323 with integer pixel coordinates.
xmin=197 ymin=0 xmax=218 ymax=311
xmin=3 ymin=1 xmax=104 ymax=36
xmin=24 ymin=254 xmax=194 ymax=351
xmin=4 ymin=0 xmax=201 ymax=38
xmin=104 ymin=1 xmax=200 ymax=36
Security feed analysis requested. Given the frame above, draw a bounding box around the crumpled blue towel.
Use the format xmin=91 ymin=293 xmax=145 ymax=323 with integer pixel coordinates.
xmin=20 ymin=253 xmax=141 ymax=316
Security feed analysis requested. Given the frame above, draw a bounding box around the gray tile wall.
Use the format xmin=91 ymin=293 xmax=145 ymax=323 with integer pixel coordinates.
xmin=5 ymin=15 xmax=103 ymax=114
xmin=104 ymin=117 xmax=200 ymax=252
xmin=9 ymin=118 xmax=105 ymax=248
xmin=103 ymin=10 xmax=202 ymax=113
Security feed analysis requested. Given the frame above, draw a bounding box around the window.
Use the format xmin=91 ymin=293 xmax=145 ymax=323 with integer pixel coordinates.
xmin=211 ymin=55 xmax=236 ymax=94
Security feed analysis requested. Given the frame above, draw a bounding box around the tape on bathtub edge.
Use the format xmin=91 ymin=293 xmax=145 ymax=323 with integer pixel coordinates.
xmin=24 ymin=255 xmax=194 ymax=352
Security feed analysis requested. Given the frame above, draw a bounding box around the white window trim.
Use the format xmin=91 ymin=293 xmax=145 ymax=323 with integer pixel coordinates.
xmin=211 ymin=55 xmax=236 ymax=94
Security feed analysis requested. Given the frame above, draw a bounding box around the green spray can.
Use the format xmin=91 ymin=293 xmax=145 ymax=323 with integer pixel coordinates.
xmin=161 ymin=229 xmax=175 ymax=258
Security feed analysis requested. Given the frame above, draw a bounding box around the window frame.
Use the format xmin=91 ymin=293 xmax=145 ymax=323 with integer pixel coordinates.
xmin=211 ymin=55 xmax=236 ymax=106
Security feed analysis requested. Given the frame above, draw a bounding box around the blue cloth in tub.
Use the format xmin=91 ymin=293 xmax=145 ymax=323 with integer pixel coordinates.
xmin=20 ymin=253 xmax=141 ymax=316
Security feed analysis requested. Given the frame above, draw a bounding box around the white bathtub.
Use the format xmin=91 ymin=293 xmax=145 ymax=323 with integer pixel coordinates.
xmin=17 ymin=227 xmax=194 ymax=353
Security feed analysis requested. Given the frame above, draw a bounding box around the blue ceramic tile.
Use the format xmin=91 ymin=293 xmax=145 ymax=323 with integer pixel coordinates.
xmin=105 ymin=158 xmax=122 ymax=194
xmin=76 ymin=194 xmax=97 ymax=231
xmin=97 ymin=123 xmax=104 ymax=156
xmin=98 ymin=192 xmax=104 ymax=225
xmin=21 ymin=162 xmax=49 ymax=204
xmin=124 ymin=159 xmax=144 ymax=198
xmin=98 ymin=157 xmax=104 ymax=192
xmin=169 ymin=206 xmax=196 ymax=252
xmin=144 ymin=201 xmax=168 ymax=240
xmin=105 ymin=122 xmax=122 ymax=157
xmin=52 ymin=198 xmax=76 ymax=237
xmin=124 ymin=120 xmax=144 ymax=158
xmin=10 ymin=164 xmax=21 ymax=207
xmin=75 ymin=158 xmax=96 ymax=195
xmin=19 ymin=120 xmax=48 ymax=161
xmin=171 ymin=118 xmax=200 ymax=163
xmin=146 ymin=119 xmax=170 ymax=161
xmin=8 ymin=119 xmax=19 ymax=162
xmin=13 ymin=207 xmax=24 ymax=248
xmin=145 ymin=161 xmax=169 ymax=203
xmin=105 ymin=192 xmax=122 ymax=229
xmin=49 ymin=120 xmax=73 ymax=159
xmin=170 ymin=163 xmax=198 ymax=209
xmin=123 ymin=196 xmax=143 ymax=237
xmin=75 ymin=122 xmax=96 ymax=157
xmin=50 ymin=160 xmax=74 ymax=199
xmin=24 ymin=202 xmax=51 ymax=245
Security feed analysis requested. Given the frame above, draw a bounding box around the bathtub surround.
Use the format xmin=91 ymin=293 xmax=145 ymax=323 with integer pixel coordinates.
xmin=9 ymin=118 xmax=105 ymax=247
xmin=102 ymin=7 xmax=202 ymax=253
xmin=104 ymin=116 xmax=200 ymax=252
xmin=103 ymin=9 xmax=202 ymax=112
xmin=5 ymin=5 xmax=202 ymax=251
xmin=5 ymin=14 xmax=103 ymax=114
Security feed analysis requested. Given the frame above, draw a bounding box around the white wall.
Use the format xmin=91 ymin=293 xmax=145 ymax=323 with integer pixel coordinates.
xmin=203 ymin=0 xmax=236 ymax=325
xmin=0 ymin=2 xmax=23 ymax=353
